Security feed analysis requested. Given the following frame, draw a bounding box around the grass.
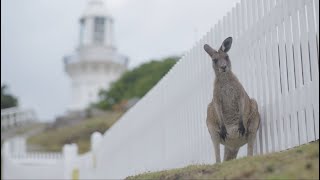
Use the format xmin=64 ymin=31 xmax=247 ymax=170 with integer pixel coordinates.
xmin=127 ymin=140 xmax=319 ymax=180
xmin=11 ymin=122 xmax=45 ymax=135
xmin=1 ymin=122 xmax=46 ymax=143
xmin=27 ymin=111 xmax=123 ymax=154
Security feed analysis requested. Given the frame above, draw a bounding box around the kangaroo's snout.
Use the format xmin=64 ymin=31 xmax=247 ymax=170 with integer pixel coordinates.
xmin=221 ymin=65 xmax=227 ymax=71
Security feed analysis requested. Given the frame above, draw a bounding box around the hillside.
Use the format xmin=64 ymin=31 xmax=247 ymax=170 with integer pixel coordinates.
xmin=27 ymin=111 xmax=123 ymax=154
xmin=127 ymin=141 xmax=319 ymax=180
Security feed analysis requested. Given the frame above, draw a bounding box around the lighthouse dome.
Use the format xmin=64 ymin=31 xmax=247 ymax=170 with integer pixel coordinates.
xmin=81 ymin=0 xmax=112 ymax=18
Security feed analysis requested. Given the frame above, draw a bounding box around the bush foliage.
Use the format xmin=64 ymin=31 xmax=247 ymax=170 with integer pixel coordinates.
xmin=1 ymin=84 xmax=18 ymax=109
xmin=95 ymin=56 xmax=179 ymax=110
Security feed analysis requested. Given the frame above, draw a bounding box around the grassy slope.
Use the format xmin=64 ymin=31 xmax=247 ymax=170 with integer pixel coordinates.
xmin=27 ymin=111 xmax=123 ymax=154
xmin=10 ymin=122 xmax=46 ymax=135
xmin=1 ymin=122 xmax=46 ymax=143
xmin=127 ymin=141 xmax=319 ymax=180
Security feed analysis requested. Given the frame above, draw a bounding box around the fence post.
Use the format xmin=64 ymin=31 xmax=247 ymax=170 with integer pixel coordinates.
xmin=63 ymin=143 xmax=79 ymax=179
xmin=91 ymin=132 xmax=102 ymax=169
xmin=1 ymin=141 xmax=10 ymax=179
xmin=1 ymin=141 xmax=10 ymax=157
xmin=10 ymin=137 xmax=26 ymax=156
xmin=91 ymin=132 xmax=103 ymax=151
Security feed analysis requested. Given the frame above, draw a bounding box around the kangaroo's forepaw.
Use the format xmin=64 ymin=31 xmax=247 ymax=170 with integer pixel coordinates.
xmin=219 ymin=125 xmax=228 ymax=141
xmin=238 ymin=122 xmax=245 ymax=136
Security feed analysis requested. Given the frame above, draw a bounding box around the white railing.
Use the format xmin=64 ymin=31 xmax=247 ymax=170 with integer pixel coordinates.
xmin=64 ymin=46 xmax=128 ymax=66
xmin=1 ymin=137 xmax=65 ymax=180
xmin=2 ymin=0 xmax=319 ymax=179
xmin=1 ymin=107 xmax=37 ymax=130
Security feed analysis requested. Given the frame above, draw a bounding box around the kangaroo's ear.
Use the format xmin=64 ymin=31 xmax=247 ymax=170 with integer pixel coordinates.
xmin=204 ymin=44 xmax=217 ymax=57
xmin=219 ymin=37 xmax=233 ymax=53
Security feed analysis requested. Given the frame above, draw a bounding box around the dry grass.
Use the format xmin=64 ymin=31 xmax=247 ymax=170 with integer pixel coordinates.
xmin=127 ymin=140 xmax=319 ymax=180
xmin=27 ymin=111 xmax=123 ymax=154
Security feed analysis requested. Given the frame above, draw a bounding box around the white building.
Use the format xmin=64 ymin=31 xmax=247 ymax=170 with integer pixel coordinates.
xmin=64 ymin=0 xmax=128 ymax=112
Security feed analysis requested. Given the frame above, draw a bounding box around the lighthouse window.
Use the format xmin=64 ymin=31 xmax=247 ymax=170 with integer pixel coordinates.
xmin=79 ymin=18 xmax=85 ymax=45
xmin=93 ymin=17 xmax=105 ymax=44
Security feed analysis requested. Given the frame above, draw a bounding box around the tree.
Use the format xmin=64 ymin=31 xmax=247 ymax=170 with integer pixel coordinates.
xmin=1 ymin=84 xmax=18 ymax=109
xmin=94 ymin=56 xmax=179 ymax=110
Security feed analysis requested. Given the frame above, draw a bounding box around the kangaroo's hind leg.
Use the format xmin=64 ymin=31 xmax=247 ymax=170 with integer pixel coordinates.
xmin=206 ymin=102 xmax=222 ymax=163
xmin=246 ymin=99 xmax=261 ymax=156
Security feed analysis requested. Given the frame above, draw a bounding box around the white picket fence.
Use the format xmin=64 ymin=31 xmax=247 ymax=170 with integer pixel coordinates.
xmin=2 ymin=0 xmax=319 ymax=179
xmin=2 ymin=138 xmax=64 ymax=180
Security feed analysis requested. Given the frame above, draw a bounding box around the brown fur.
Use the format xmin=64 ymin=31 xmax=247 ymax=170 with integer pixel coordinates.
xmin=204 ymin=37 xmax=260 ymax=163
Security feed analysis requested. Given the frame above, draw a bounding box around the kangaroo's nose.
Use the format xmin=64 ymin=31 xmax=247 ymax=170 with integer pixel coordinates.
xmin=221 ymin=66 xmax=227 ymax=70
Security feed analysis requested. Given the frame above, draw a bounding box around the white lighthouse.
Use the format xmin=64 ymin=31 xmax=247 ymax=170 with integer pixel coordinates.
xmin=64 ymin=0 xmax=128 ymax=112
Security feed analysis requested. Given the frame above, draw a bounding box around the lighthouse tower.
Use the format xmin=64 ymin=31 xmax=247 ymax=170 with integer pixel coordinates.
xmin=64 ymin=0 xmax=128 ymax=112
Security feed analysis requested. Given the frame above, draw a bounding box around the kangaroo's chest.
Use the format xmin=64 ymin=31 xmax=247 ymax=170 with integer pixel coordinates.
xmin=220 ymin=84 xmax=240 ymax=111
xmin=215 ymin=83 xmax=241 ymax=123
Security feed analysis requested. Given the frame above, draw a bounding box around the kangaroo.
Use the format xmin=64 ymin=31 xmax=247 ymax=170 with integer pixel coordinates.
xmin=203 ymin=37 xmax=260 ymax=163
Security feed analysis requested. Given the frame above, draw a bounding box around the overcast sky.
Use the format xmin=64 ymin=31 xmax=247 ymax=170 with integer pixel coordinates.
xmin=1 ymin=0 xmax=240 ymax=121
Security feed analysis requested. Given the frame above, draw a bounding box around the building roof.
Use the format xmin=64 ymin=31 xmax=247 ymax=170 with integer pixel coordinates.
xmin=81 ymin=0 xmax=112 ymax=18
